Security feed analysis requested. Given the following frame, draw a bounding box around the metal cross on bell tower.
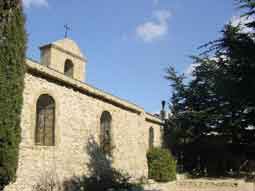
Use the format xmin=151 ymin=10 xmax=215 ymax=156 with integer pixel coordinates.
xmin=64 ymin=24 xmax=71 ymax=38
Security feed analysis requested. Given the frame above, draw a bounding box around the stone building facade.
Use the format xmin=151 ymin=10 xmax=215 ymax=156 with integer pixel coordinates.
xmin=5 ymin=38 xmax=163 ymax=191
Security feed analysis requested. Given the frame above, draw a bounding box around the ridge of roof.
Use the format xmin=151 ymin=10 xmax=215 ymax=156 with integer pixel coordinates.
xmin=26 ymin=58 xmax=163 ymax=123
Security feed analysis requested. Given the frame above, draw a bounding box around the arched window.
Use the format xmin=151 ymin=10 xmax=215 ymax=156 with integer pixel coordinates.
xmin=149 ymin=127 xmax=154 ymax=149
xmin=100 ymin=111 xmax=112 ymax=155
xmin=35 ymin=94 xmax=55 ymax=146
xmin=64 ymin=59 xmax=74 ymax=78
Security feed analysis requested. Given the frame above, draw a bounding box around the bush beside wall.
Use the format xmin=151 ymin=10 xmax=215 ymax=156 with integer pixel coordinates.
xmin=147 ymin=148 xmax=176 ymax=182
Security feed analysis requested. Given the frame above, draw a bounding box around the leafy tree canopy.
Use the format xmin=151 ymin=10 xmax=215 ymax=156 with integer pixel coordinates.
xmin=164 ymin=0 xmax=255 ymax=176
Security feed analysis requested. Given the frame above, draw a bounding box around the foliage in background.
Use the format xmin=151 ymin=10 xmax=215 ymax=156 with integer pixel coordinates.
xmin=164 ymin=0 xmax=255 ymax=177
xmin=0 ymin=0 xmax=26 ymax=189
xmin=147 ymin=148 xmax=176 ymax=182
xmin=63 ymin=169 xmax=143 ymax=191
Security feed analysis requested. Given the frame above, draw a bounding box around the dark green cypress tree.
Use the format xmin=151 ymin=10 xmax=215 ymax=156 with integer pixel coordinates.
xmin=0 ymin=0 xmax=26 ymax=189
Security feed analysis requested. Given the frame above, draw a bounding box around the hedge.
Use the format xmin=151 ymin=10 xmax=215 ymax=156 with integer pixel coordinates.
xmin=147 ymin=148 xmax=176 ymax=182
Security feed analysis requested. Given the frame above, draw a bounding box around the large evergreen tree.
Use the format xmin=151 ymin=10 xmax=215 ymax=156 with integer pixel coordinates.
xmin=164 ymin=0 xmax=255 ymax=176
xmin=0 ymin=0 xmax=26 ymax=189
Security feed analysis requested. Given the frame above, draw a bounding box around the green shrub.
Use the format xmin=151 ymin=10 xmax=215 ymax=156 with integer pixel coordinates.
xmin=147 ymin=148 xmax=176 ymax=182
xmin=63 ymin=169 xmax=144 ymax=191
xmin=0 ymin=0 xmax=26 ymax=189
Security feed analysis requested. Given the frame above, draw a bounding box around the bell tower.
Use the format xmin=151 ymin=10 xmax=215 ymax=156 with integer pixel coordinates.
xmin=40 ymin=38 xmax=87 ymax=82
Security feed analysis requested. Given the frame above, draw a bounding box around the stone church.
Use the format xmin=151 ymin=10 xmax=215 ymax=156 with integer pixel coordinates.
xmin=5 ymin=38 xmax=164 ymax=191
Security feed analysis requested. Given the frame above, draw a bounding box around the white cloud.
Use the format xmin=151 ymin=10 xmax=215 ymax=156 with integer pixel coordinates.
xmin=230 ymin=15 xmax=254 ymax=34
xmin=22 ymin=0 xmax=48 ymax=8
xmin=184 ymin=57 xmax=223 ymax=76
xmin=136 ymin=10 xmax=171 ymax=42
xmin=184 ymin=63 xmax=200 ymax=76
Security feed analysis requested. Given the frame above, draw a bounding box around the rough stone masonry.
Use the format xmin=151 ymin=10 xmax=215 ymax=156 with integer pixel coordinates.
xmin=4 ymin=38 xmax=163 ymax=191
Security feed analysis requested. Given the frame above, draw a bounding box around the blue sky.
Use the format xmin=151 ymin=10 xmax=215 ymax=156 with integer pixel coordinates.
xmin=23 ymin=0 xmax=240 ymax=113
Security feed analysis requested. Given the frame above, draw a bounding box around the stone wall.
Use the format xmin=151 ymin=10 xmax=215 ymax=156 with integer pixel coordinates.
xmin=40 ymin=38 xmax=87 ymax=82
xmin=5 ymin=64 xmax=162 ymax=191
